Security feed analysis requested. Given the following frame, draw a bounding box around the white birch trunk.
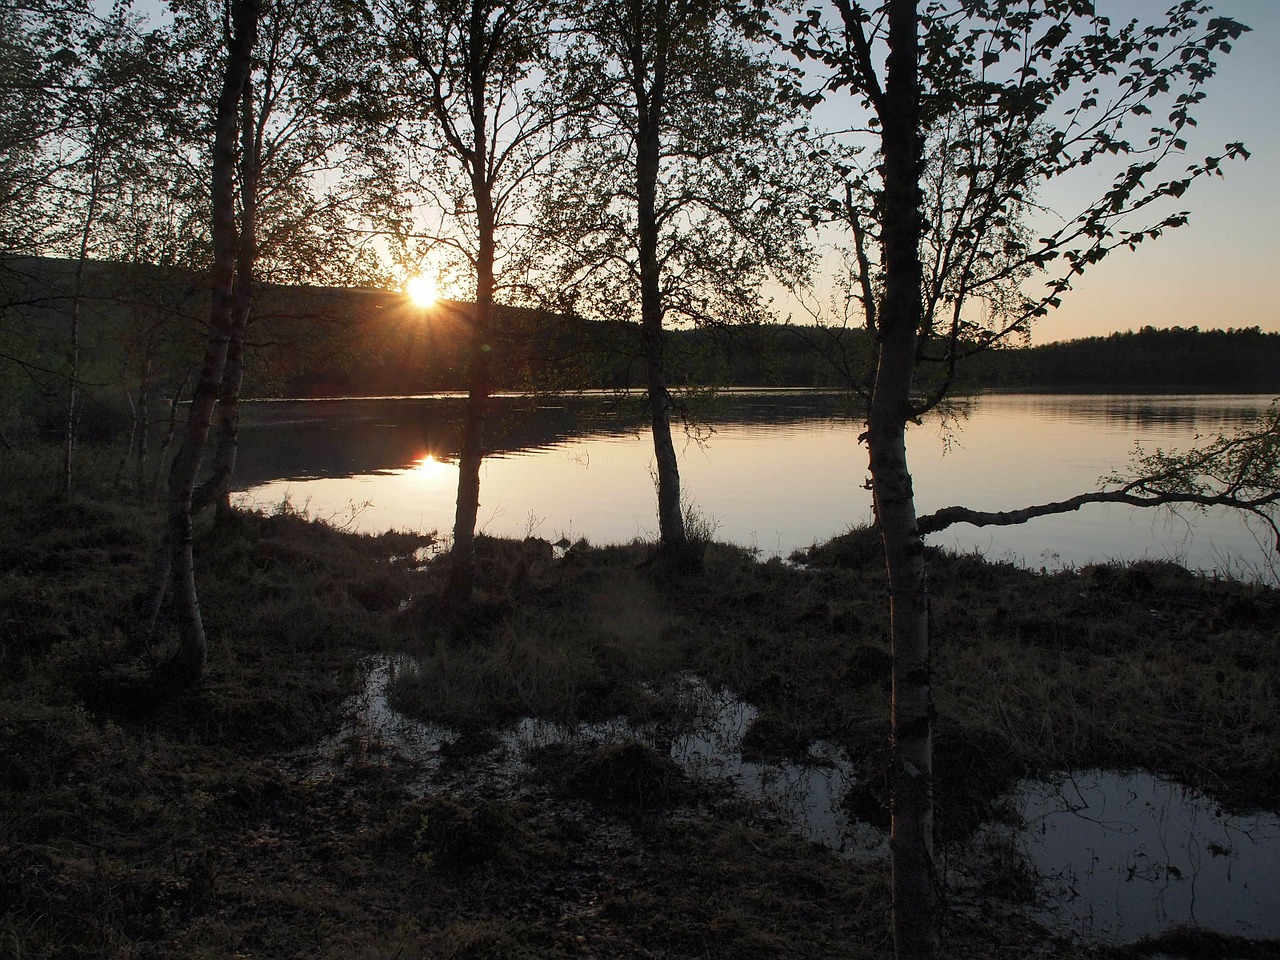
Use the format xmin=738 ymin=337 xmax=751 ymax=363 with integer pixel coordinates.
xmin=143 ymin=0 xmax=259 ymax=684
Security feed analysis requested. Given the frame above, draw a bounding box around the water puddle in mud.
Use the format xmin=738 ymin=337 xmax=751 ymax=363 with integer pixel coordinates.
xmin=408 ymin=543 xmax=444 ymax=567
xmin=652 ymin=676 xmax=882 ymax=858
xmin=1011 ymin=770 xmax=1280 ymax=944
xmin=314 ymin=656 xmax=879 ymax=856
xmin=315 ymin=657 xmax=1280 ymax=949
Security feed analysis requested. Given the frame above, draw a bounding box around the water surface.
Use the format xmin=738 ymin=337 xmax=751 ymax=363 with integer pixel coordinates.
xmin=324 ymin=659 xmax=1280 ymax=949
xmin=1015 ymin=770 xmax=1280 ymax=943
xmin=232 ymin=391 xmax=1278 ymax=579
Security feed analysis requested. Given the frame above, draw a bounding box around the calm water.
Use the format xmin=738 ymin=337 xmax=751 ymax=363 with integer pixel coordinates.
xmin=1015 ymin=770 xmax=1280 ymax=943
xmin=232 ymin=390 xmax=1278 ymax=580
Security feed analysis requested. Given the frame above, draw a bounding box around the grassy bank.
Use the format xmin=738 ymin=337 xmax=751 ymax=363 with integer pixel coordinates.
xmin=2 ymin=462 xmax=1278 ymax=958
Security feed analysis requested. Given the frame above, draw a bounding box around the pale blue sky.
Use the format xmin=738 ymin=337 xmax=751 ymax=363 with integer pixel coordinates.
xmin=1032 ymin=0 xmax=1280 ymax=342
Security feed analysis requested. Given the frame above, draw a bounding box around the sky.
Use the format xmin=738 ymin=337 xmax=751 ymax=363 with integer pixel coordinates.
xmin=1026 ymin=0 xmax=1280 ymax=343
xmin=119 ymin=0 xmax=1276 ymax=345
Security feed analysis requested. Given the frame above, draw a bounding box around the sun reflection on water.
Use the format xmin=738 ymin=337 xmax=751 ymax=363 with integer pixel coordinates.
xmin=412 ymin=453 xmax=452 ymax=480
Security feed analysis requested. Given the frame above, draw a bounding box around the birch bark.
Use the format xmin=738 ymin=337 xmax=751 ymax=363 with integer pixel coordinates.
xmin=869 ymin=2 xmax=937 ymax=956
xmin=144 ymin=0 xmax=259 ymax=683
xmin=195 ymin=75 xmax=258 ymax=518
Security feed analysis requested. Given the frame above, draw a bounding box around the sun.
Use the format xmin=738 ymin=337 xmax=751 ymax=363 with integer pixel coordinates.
xmin=404 ymin=274 xmax=438 ymax=308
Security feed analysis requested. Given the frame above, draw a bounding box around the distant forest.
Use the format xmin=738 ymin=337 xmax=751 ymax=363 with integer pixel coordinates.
xmin=665 ymin=325 xmax=1280 ymax=393
xmin=955 ymin=325 xmax=1280 ymax=392
xmin=4 ymin=258 xmax=1277 ymax=447
xmin=253 ymin=284 xmax=1280 ymax=395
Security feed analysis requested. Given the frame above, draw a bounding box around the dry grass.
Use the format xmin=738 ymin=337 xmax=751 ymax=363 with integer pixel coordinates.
xmin=925 ymin=550 xmax=1280 ymax=808
xmin=388 ymin=542 xmax=685 ymax=729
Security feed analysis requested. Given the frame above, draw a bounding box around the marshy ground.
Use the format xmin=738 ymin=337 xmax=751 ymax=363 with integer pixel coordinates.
xmin=2 ymin=451 xmax=1279 ymax=959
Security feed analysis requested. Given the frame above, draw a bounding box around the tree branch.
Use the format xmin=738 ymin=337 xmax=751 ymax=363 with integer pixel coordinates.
xmin=920 ymin=405 xmax=1280 ymax=550
xmin=919 ymin=488 xmax=1280 ymax=540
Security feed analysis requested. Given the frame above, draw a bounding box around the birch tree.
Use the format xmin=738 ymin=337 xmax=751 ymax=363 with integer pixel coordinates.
xmin=547 ymin=0 xmax=812 ymax=561
xmin=0 ymin=2 xmax=184 ymax=487
xmin=142 ymin=0 xmax=382 ymax=675
xmin=788 ymin=2 xmax=1251 ymax=956
xmin=373 ymin=0 xmax=571 ymax=599
xmin=176 ymin=0 xmax=383 ymax=513
xmin=55 ymin=11 xmax=172 ymax=495
xmin=144 ymin=0 xmax=259 ymax=685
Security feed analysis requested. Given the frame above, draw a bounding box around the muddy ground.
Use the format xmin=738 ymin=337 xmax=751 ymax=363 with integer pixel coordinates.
xmin=2 ymin=480 xmax=1278 ymax=958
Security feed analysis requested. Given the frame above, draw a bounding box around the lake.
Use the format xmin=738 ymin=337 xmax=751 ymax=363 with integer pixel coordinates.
xmin=231 ymin=390 xmax=1279 ymax=581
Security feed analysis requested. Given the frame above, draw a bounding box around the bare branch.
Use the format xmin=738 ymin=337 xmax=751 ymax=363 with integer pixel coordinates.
xmin=920 ymin=404 xmax=1280 ymax=550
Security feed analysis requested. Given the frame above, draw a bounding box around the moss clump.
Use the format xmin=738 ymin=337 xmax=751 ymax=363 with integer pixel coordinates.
xmin=381 ymin=795 xmax=538 ymax=872
xmin=551 ymin=741 xmax=695 ymax=808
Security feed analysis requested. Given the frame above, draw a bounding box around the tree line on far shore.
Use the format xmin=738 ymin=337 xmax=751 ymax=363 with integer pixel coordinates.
xmin=6 ymin=254 xmax=1276 ymax=444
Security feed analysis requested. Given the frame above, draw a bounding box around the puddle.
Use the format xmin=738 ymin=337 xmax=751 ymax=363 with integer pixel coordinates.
xmin=408 ymin=543 xmax=444 ymax=567
xmin=1013 ymin=770 xmax=1280 ymax=944
xmin=310 ymin=658 xmax=1280 ymax=949
xmin=314 ymin=657 xmax=879 ymax=856
xmin=312 ymin=655 xmax=448 ymax=777
xmin=659 ymin=677 xmax=882 ymax=858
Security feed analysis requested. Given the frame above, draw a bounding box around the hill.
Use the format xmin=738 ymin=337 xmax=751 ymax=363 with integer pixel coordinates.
xmin=961 ymin=325 xmax=1280 ymax=391
xmin=5 ymin=257 xmax=1277 ymax=443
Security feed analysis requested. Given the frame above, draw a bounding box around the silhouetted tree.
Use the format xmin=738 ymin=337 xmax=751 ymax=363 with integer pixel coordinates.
xmin=547 ymin=0 xmax=813 ymax=560
xmin=789 ymin=2 xmax=1251 ymax=956
xmin=56 ymin=10 xmax=172 ymax=495
xmin=144 ymin=0 xmax=260 ymax=686
xmin=373 ymin=0 xmax=573 ymax=599
xmin=175 ymin=0 xmax=385 ymax=513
